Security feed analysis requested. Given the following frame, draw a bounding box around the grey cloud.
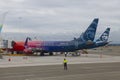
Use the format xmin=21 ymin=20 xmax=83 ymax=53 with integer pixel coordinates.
xmin=0 ymin=0 xmax=119 ymax=43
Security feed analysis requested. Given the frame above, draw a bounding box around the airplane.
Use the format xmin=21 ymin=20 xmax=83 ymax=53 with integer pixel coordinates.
xmin=11 ymin=19 xmax=111 ymax=56
xmin=10 ymin=18 xmax=99 ymax=55
xmin=23 ymin=26 xmax=110 ymax=56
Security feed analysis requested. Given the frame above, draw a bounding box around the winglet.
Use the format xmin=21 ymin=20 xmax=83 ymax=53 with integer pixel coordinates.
xmin=24 ymin=37 xmax=31 ymax=48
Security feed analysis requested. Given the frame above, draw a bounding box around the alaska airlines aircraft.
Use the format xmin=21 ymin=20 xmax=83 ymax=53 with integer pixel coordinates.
xmin=11 ymin=18 xmax=99 ymax=55
xmin=23 ymin=18 xmax=99 ymax=56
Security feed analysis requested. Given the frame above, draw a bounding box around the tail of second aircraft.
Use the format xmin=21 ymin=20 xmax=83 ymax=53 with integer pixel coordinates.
xmin=77 ymin=18 xmax=99 ymax=42
xmin=96 ymin=28 xmax=110 ymax=42
xmin=0 ymin=12 xmax=8 ymax=32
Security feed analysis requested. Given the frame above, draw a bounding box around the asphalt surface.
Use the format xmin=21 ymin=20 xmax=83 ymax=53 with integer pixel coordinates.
xmin=2 ymin=54 xmax=120 ymax=68
xmin=1 ymin=62 xmax=120 ymax=80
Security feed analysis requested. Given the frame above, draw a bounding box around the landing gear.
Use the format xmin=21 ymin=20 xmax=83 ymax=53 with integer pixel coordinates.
xmin=40 ymin=52 xmax=44 ymax=56
xmin=49 ymin=52 xmax=53 ymax=56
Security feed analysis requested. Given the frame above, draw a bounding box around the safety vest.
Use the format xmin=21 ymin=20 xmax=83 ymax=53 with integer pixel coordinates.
xmin=63 ymin=60 xmax=68 ymax=63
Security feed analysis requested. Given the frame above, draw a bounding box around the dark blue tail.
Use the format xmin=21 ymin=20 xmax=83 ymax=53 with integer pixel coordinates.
xmin=77 ymin=18 xmax=99 ymax=42
xmin=96 ymin=28 xmax=110 ymax=42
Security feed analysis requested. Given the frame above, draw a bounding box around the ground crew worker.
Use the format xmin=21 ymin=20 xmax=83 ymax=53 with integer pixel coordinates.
xmin=63 ymin=58 xmax=68 ymax=70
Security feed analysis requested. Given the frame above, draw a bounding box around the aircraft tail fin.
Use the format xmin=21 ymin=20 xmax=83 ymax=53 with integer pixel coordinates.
xmin=24 ymin=37 xmax=31 ymax=48
xmin=0 ymin=12 xmax=8 ymax=32
xmin=78 ymin=18 xmax=99 ymax=42
xmin=96 ymin=28 xmax=110 ymax=42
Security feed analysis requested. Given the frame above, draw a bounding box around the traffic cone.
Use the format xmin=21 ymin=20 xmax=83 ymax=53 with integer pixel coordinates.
xmin=8 ymin=58 xmax=11 ymax=61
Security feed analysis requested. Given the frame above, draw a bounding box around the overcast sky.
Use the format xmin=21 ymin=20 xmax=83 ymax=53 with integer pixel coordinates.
xmin=0 ymin=0 xmax=120 ymax=43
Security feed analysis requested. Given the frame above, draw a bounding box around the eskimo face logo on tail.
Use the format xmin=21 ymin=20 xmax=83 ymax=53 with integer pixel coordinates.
xmin=101 ymin=33 xmax=108 ymax=41
xmin=83 ymin=27 xmax=95 ymax=41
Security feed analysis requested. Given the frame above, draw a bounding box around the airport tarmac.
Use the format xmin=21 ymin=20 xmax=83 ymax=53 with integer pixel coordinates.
xmin=0 ymin=46 xmax=120 ymax=80
xmin=0 ymin=53 xmax=120 ymax=68
xmin=0 ymin=62 xmax=120 ymax=80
